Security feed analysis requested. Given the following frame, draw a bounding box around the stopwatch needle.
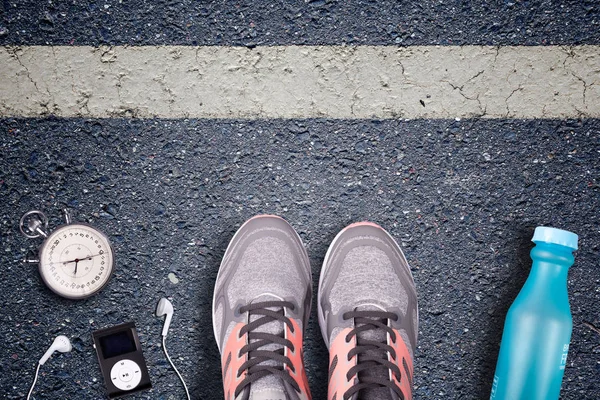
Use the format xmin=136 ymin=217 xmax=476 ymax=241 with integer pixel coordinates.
xmin=61 ymin=258 xmax=81 ymax=275
xmin=61 ymin=252 xmax=102 ymax=266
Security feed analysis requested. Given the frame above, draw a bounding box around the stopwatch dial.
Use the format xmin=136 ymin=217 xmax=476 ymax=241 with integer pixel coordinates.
xmin=38 ymin=224 xmax=115 ymax=299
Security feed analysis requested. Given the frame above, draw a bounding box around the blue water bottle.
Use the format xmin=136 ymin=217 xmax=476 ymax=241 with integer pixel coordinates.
xmin=490 ymin=226 xmax=578 ymax=400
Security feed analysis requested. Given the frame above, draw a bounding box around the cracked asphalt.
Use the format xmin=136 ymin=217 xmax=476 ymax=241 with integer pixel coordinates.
xmin=1 ymin=45 xmax=598 ymax=119
xmin=1 ymin=1 xmax=600 ymax=399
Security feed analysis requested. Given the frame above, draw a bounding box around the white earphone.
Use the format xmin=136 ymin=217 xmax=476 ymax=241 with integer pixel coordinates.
xmin=39 ymin=335 xmax=72 ymax=365
xmin=155 ymin=297 xmax=190 ymax=400
xmin=28 ymin=335 xmax=73 ymax=399
xmin=156 ymin=297 xmax=174 ymax=337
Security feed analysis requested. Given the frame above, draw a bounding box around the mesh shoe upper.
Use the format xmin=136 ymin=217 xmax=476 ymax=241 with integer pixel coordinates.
xmin=213 ymin=215 xmax=312 ymax=400
xmin=318 ymin=222 xmax=418 ymax=400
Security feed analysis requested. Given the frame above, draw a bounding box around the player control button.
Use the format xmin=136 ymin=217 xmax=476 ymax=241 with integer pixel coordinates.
xmin=110 ymin=359 xmax=142 ymax=391
xmin=119 ymin=367 xmax=133 ymax=382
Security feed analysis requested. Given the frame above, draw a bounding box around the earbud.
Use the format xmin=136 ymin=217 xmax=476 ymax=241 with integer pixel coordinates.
xmin=156 ymin=298 xmax=174 ymax=337
xmin=39 ymin=335 xmax=72 ymax=365
xmin=155 ymin=297 xmax=190 ymax=399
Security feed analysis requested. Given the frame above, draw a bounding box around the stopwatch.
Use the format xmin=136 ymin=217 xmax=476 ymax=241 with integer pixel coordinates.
xmin=20 ymin=209 xmax=115 ymax=299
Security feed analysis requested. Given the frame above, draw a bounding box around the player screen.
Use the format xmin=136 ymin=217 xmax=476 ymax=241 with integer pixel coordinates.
xmin=99 ymin=330 xmax=137 ymax=359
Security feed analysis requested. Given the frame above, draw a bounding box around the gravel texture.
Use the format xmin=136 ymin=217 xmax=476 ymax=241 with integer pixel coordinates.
xmin=0 ymin=1 xmax=599 ymax=46
xmin=1 ymin=118 xmax=599 ymax=399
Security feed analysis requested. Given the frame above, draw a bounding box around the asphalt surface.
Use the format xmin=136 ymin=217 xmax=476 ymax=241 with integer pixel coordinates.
xmin=0 ymin=118 xmax=599 ymax=399
xmin=0 ymin=1 xmax=599 ymax=46
xmin=1 ymin=1 xmax=600 ymax=399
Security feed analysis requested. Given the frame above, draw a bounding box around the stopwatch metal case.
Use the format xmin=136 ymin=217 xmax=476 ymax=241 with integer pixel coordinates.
xmin=20 ymin=209 xmax=116 ymax=300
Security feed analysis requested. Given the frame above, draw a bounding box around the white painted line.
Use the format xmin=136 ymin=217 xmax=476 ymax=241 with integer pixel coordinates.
xmin=0 ymin=45 xmax=598 ymax=119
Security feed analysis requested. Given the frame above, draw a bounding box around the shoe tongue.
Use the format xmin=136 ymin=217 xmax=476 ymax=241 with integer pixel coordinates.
xmin=354 ymin=305 xmax=393 ymax=400
xmin=247 ymin=294 xmax=288 ymax=399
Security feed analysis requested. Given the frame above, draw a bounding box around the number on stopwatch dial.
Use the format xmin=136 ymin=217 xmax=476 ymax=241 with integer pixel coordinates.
xmin=39 ymin=224 xmax=115 ymax=299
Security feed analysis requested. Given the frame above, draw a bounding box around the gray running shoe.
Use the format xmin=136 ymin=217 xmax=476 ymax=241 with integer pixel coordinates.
xmin=318 ymin=222 xmax=418 ymax=400
xmin=212 ymin=215 xmax=312 ymax=400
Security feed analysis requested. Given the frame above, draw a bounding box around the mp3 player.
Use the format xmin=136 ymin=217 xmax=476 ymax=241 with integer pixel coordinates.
xmin=92 ymin=322 xmax=152 ymax=398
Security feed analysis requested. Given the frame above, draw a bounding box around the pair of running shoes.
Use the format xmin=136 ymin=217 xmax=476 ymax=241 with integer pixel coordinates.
xmin=212 ymin=215 xmax=418 ymax=400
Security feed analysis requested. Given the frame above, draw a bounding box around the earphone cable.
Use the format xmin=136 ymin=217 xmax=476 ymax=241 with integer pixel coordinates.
xmin=26 ymin=363 xmax=41 ymax=400
xmin=162 ymin=336 xmax=191 ymax=400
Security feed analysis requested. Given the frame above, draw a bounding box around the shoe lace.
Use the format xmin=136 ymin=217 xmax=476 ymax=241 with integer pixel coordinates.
xmin=342 ymin=310 xmax=405 ymax=400
xmin=235 ymin=300 xmax=300 ymax=399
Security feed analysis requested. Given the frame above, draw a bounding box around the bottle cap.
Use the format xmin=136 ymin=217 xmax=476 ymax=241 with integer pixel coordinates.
xmin=532 ymin=226 xmax=578 ymax=250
